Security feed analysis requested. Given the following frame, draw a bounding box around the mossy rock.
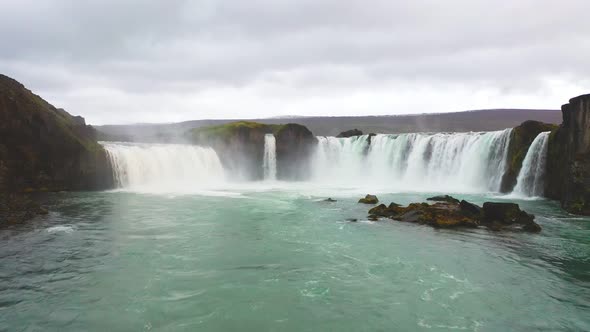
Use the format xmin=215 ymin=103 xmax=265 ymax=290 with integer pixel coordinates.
xmin=372 ymin=199 xmax=540 ymax=232
xmin=0 ymin=74 xmax=113 ymax=192
xmin=359 ymin=194 xmax=379 ymax=204
xmin=500 ymin=120 xmax=558 ymax=193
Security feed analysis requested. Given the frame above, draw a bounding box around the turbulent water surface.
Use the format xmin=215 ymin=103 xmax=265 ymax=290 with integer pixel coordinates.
xmin=1 ymin=187 xmax=589 ymax=331
xmin=1 ymin=138 xmax=589 ymax=331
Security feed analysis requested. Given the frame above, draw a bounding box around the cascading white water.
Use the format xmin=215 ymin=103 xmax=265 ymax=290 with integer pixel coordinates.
xmin=102 ymin=142 xmax=226 ymax=192
xmin=312 ymin=129 xmax=513 ymax=192
xmin=512 ymin=131 xmax=550 ymax=197
xmin=263 ymin=134 xmax=277 ymax=181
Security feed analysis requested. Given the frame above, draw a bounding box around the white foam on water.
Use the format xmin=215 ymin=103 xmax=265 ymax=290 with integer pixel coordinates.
xmin=47 ymin=225 xmax=75 ymax=234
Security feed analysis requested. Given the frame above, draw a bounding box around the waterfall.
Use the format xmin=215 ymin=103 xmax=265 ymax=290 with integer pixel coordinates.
xmin=311 ymin=129 xmax=512 ymax=192
xmin=512 ymin=131 xmax=550 ymax=197
xmin=263 ymin=134 xmax=277 ymax=181
xmin=102 ymin=142 xmax=226 ymax=192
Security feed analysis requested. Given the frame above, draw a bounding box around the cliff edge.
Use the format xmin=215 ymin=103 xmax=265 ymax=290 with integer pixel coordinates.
xmin=546 ymin=94 xmax=590 ymax=214
xmin=0 ymin=74 xmax=113 ymax=193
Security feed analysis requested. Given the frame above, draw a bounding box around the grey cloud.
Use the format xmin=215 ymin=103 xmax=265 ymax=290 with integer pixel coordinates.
xmin=0 ymin=0 xmax=589 ymax=123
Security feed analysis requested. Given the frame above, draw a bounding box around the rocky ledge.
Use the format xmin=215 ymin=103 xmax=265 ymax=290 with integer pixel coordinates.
xmin=546 ymin=94 xmax=590 ymax=214
xmin=366 ymin=195 xmax=541 ymax=232
xmin=0 ymin=74 xmax=113 ymax=194
xmin=0 ymin=74 xmax=114 ymax=224
xmin=189 ymin=121 xmax=316 ymax=180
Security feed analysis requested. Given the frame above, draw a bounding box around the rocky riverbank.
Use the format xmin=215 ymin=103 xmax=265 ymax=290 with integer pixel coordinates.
xmin=0 ymin=74 xmax=113 ymax=223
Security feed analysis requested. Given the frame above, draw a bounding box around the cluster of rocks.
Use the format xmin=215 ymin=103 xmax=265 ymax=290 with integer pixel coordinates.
xmin=0 ymin=193 xmax=48 ymax=224
xmin=359 ymin=195 xmax=541 ymax=233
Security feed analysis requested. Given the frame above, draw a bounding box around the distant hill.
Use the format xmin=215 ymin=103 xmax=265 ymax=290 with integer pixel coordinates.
xmin=96 ymin=108 xmax=562 ymax=142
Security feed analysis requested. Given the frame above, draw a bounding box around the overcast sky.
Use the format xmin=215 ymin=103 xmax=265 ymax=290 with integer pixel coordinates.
xmin=1 ymin=0 xmax=589 ymax=125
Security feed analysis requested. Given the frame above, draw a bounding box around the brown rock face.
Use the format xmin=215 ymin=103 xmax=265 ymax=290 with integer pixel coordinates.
xmin=190 ymin=122 xmax=317 ymax=181
xmin=275 ymin=124 xmax=316 ymax=180
xmin=358 ymin=194 xmax=379 ymax=204
xmin=366 ymin=197 xmax=541 ymax=232
xmin=546 ymin=94 xmax=590 ymax=214
xmin=500 ymin=120 xmax=557 ymax=193
xmin=190 ymin=122 xmax=273 ymax=180
xmin=0 ymin=74 xmax=113 ymax=193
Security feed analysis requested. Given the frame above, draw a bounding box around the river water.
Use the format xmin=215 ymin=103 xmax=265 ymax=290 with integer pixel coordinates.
xmin=1 ymin=185 xmax=589 ymax=331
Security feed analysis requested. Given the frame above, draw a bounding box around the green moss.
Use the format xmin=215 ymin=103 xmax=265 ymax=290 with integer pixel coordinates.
xmin=190 ymin=121 xmax=283 ymax=142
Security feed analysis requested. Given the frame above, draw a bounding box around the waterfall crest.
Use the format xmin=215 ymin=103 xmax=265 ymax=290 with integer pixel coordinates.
xmin=311 ymin=129 xmax=512 ymax=192
xmin=102 ymin=142 xmax=226 ymax=192
xmin=263 ymin=134 xmax=277 ymax=181
xmin=512 ymin=131 xmax=550 ymax=197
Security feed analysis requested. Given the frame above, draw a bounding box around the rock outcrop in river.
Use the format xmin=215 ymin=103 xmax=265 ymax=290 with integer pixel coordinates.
xmin=500 ymin=120 xmax=557 ymax=193
xmin=368 ymin=196 xmax=541 ymax=232
xmin=546 ymin=94 xmax=590 ymax=215
xmin=275 ymin=124 xmax=316 ymax=180
xmin=190 ymin=121 xmax=316 ymax=180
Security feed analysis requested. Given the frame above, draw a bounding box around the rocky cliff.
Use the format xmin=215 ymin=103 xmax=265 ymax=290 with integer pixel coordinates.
xmin=275 ymin=124 xmax=316 ymax=180
xmin=0 ymin=74 xmax=113 ymax=193
xmin=500 ymin=120 xmax=557 ymax=193
xmin=190 ymin=121 xmax=275 ymax=180
xmin=546 ymin=94 xmax=590 ymax=214
xmin=190 ymin=121 xmax=317 ymax=180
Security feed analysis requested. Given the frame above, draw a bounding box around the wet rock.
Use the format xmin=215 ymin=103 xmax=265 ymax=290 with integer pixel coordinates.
xmin=358 ymin=194 xmax=379 ymax=204
xmin=481 ymin=202 xmax=541 ymax=232
xmin=323 ymin=198 xmax=337 ymax=202
xmin=0 ymin=74 xmax=114 ymax=193
xmin=369 ymin=203 xmax=404 ymax=217
xmin=274 ymin=123 xmax=317 ymax=180
xmin=337 ymin=129 xmax=363 ymax=138
xmin=459 ymin=200 xmax=482 ymax=218
xmin=346 ymin=218 xmax=358 ymax=222
xmin=545 ymin=94 xmax=590 ymax=215
xmin=368 ymin=204 xmax=388 ymax=216
xmin=500 ymin=120 xmax=558 ymax=193
xmin=368 ymin=215 xmax=379 ymax=221
xmin=0 ymin=193 xmax=48 ymax=224
xmin=426 ymin=195 xmax=460 ymax=204
xmin=367 ymin=199 xmax=540 ymax=232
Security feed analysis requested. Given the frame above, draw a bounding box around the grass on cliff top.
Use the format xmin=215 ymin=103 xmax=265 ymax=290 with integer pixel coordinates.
xmin=190 ymin=121 xmax=284 ymax=141
xmin=1 ymin=74 xmax=103 ymax=153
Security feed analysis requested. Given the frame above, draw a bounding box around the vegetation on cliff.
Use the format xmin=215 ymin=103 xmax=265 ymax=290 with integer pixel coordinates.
xmin=189 ymin=121 xmax=317 ymax=181
xmin=0 ymin=74 xmax=112 ymax=193
xmin=0 ymin=74 xmax=113 ymax=223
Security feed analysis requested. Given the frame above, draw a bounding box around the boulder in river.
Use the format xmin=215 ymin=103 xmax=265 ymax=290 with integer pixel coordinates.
xmin=358 ymin=194 xmax=379 ymax=204
xmin=481 ymin=202 xmax=541 ymax=232
xmin=366 ymin=199 xmax=541 ymax=232
xmin=426 ymin=195 xmax=460 ymax=204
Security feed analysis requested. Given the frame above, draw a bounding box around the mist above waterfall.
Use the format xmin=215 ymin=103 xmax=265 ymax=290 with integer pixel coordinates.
xmin=103 ymin=142 xmax=226 ymax=193
xmin=311 ymin=129 xmax=512 ymax=193
xmin=100 ymin=128 xmax=518 ymax=195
